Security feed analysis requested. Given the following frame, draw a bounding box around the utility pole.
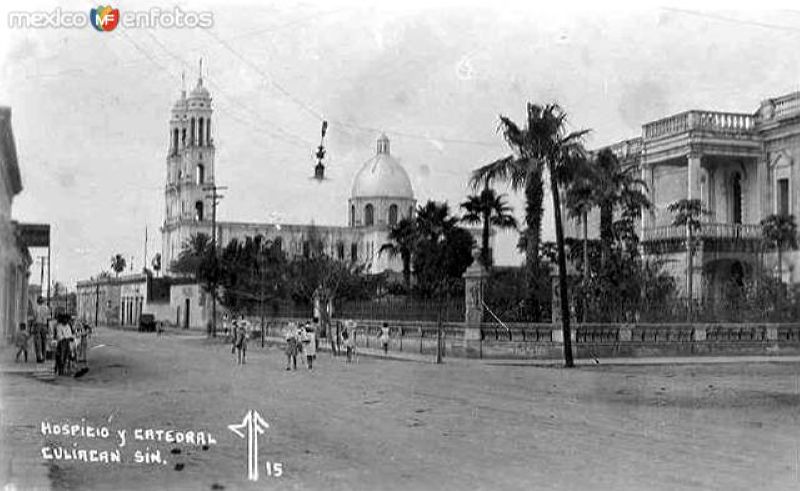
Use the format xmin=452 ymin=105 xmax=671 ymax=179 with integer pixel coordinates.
xmin=37 ymin=256 xmax=46 ymax=296
xmin=203 ymin=184 xmax=227 ymax=337
xmin=143 ymin=226 xmax=148 ymax=274
xmin=95 ymin=283 xmax=100 ymax=327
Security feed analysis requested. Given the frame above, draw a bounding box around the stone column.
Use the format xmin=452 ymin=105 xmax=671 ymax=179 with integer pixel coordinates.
xmin=462 ymin=249 xmax=486 ymax=358
xmin=641 ymin=163 xmax=655 ymax=230
xmin=688 ymin=152 xmax=702 ymax=201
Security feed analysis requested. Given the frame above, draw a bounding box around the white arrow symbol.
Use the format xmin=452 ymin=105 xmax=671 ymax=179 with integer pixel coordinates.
xmin=228 ymin=410 xmax=269 ymax=481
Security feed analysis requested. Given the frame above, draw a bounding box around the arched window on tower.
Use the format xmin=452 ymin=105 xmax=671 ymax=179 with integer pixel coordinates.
xmin=364 ymin=204 xmax=374 ymax=226
xmin=172 ymin=128 xmax=179 ymax=154
xmin=181 ymin=128 xmax=187 ymax=147
xmin=388 ymin=204 xmax=398 ymax=227
xmin=196 ymin=164 xmax=205 ymax=185
xmin=206 ymin=118 xmax=212 ymax=145
xmin=198 ymin=118 xmax=204 ymax=146
xmin=350 ymin=205 xmax=355 ymax=227
xmin=190 ymin=118 xmax=196 ymax=146
xmin=408 ymin=206 xmax=413 ymax=219
xmin=195 ymin=201 xmax=204 ymax=222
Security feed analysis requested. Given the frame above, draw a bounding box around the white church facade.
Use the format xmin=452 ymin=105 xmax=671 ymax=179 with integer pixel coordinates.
xmin=79 ymin=73 xmax=419 ymax=329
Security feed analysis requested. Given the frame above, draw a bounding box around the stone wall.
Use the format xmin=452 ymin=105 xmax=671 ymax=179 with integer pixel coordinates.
xmin=254 ymin=317 xmax=800 ymax=360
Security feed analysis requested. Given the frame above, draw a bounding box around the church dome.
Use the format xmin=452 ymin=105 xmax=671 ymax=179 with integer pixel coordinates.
xmin=351 ymin=135 xmax=414 ymax=199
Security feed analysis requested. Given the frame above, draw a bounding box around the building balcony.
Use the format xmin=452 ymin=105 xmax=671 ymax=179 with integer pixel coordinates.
xmin=643 ymin=110 xmax=756 ymax=141
xmin=642 ymin=223 xmax=762 ymax=254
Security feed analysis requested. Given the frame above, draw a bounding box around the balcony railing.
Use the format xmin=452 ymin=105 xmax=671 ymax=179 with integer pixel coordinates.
xmin=605 ymin=137 xmax=643 ymax=160
xmin=643 ymin=110 xmax=755 ymax=140
xmin=768 ymin=92 xmax=800 ymax=121
xmin=642 ymin=223 xmax=762 ymax=242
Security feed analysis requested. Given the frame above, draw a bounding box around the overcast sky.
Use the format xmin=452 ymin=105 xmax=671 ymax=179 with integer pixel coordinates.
xmin=4 ymin=0 xmax=800 ymax=287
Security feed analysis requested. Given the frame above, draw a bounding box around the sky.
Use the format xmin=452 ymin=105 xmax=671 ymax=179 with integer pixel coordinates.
xmin=4 ymin=0 xmax=800 ymax=288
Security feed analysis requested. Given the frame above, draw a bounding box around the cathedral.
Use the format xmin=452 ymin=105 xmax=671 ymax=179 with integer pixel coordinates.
xmin=161 ymin=73 xmax=415 ymax=276
xmin=79 ymin=71 xmax=419 ymax=329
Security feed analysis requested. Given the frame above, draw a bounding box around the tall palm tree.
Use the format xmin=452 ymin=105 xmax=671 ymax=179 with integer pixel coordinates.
xmin=591 ymin=148 xmax=651 ymax=265
xmin=564 ymin=161 xmax=594 ymax=278
xmin=379 ymin=217 xmax=417 ymax=291
xmin=110 ymin=254 xmax=126 ymax=278
xmin=415 ymin=201 xmax=458 ymax=243
xmin=460 ymin=186 xmax=518 ymax=268
xmin=761 ymin=214 xmax=798 ymax=285
xmin=668 ymin=199 xmax=706 ymax=320
xmin=471 ymin=103 xmax=588 ymax=368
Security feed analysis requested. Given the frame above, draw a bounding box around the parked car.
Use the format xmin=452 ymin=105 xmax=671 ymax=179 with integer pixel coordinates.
xmin=139 ymin=314 xmax=156 ymax=332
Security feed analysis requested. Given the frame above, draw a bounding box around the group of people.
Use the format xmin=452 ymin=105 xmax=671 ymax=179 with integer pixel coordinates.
xmin=226 ymin=315 xmax=251 ymax=365
xmin=283 ymin=320 xmax=318 ymax=370
xmin=15 ymin=297 xmax=90 ymax=376
xmin=217 ymin=312 xmax=392 ymax=369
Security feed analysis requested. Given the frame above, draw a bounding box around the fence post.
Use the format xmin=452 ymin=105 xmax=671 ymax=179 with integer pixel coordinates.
xmin=462 ymin=248 xmax=486 ymax=358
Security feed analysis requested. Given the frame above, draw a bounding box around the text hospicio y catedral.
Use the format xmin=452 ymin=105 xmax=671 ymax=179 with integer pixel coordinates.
xmin=40 ymin=419 xmax=218 ymax=465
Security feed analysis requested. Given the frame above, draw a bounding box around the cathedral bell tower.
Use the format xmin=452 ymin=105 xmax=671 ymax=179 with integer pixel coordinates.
xmin=162 ymin=60 xmax=215 ymax=272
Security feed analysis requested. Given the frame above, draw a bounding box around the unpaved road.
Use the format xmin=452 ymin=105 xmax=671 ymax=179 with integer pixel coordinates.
xmin=2 ymin=327 xmax=800 ymax=490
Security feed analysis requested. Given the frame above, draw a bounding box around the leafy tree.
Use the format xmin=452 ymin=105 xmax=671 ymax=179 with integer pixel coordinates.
xmin=471 ymin=103 xmax=587 ymax=367
xmin=110 ymin=254 xmax=126 ymax=278
xmin=761 ymin=214 xmax=798 ymax=282
xmin=172 ymin=233 xmax=222 ymax=335
xmin=460 ymin=186 xmax=517 ymax=268
xmin=668 ymin=198 xmax=707 ymax=319
xmin=218 ymin=235 xmax=287 ymax=316
xmin=411 ymin=201 xmax=475 ymax=297
xmin=379 ymin=217 xmax=417 ymax=291
xmin=286 ymin=227 xmax=371 ymax=345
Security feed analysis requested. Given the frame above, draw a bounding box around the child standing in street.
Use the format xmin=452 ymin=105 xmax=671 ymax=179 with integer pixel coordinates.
xmin=302 ymin=324 xmax=316 ymax=370
xmin=284 ymin=323 xmax=298 ymax=371
xmin=380 ymin=322 xmax=390 ymax=356
xmin=343 ymin=320 xmax=355 ymax=363
xmin=235 ymin=320 xmax=248 ymax=365
xmin=15 ymin=323 xmax=29 ymax=363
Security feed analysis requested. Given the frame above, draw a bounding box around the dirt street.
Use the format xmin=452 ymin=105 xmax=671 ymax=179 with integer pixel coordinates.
xmin=2 ymin=327 xmax=800 ymax=490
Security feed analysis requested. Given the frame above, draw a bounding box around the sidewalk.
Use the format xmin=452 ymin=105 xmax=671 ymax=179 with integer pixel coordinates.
xmin=0 ymin=347 xmax=56 ymax=380
xmin=0 ymin=347 xmax=54 ymax=490
xmin=261 ymin=335 xmax=800 ymax=367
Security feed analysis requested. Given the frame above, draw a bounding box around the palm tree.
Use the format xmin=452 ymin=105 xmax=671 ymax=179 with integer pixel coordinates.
xmin=379 ymin=217 xmax=417 ymax=291
xmin=110 ymin=254 xmax=126 ymax=278
xmin=460 ymin=186 xmax=517 ymax=268
xmin=761 ymin=214 xmax=798 ymax=285
xmin=564 ymin=162 xmax=594 ymax=279
xmin=668 ymin=199 xmax=706 ymax=320
xmin=590 ymin=149 xmax=651 ymax=265
xmin=471 ymin=103 xmax=588 ymax=368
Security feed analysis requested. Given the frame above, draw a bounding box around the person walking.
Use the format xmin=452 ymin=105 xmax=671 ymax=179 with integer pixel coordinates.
xmin=284 ymin=322 xmax=299 ymax=370
xmin=343 ymin=320 xmax=355 ymax=363
xmin=380 ymin=322 xmax=390 ymax=356
xmin=230 ymin=317 xmax=239 ymax=355
xmin=302 ymin=324 xmax=316 ymax=370
xmin=33 ymin=297 xmax=49 ymax=362
xmin=53 ymin=312 xmax=74 ymax=375
xmin=235 ymin=319 xmax=248 ymax=365
xmin=15 ymin=323 xmax=29 ymax=363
